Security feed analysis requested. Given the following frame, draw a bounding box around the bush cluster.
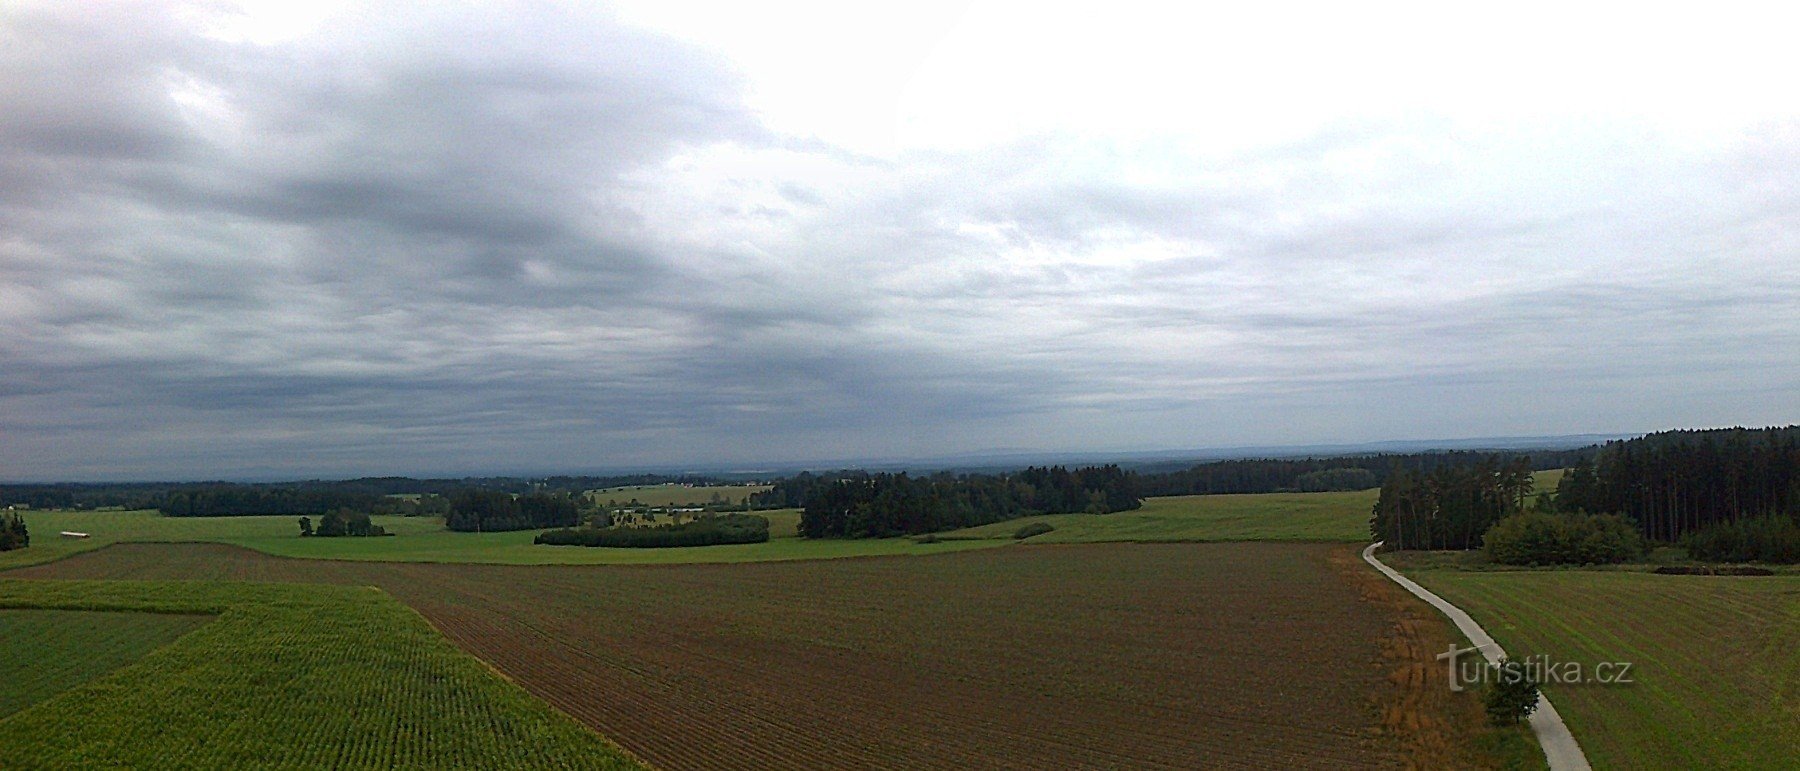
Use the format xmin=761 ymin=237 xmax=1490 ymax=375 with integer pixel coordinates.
xmin=1013 ymin=522 xmax=1055 ymax=540
xmin=1484 ymin=658 xmax=1541 ymax=726
xmin=536 ymin=514 xmax=770 ymax=548
xmin=1681 ymin=517 xmax=1800 ymax=563
xmin=301 ymin=509 xmax=390 ymax=537
xmin=0 ymin=511 xmax=27 ymax=551
xmin=1482 ymin=511 xmax=1644 ymax=565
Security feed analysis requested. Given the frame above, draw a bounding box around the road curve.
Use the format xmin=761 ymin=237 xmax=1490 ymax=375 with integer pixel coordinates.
xmin=1360 ymin=542 xmax=1592 ymax=771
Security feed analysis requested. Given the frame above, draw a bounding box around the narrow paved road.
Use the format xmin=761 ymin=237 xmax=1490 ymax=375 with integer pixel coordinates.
xmin=1360 ymin=542 xmax=1592 ymax=771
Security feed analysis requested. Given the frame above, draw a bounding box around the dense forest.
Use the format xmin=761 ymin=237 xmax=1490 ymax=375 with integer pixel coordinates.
xmin=779 ymin=465 xmax=1141 ymax=539
xmin=444 ymin=489 xmax=581 ymax=532
xmin=1369 ymin=456 xmax=1535 ymax=550
xmin=1556 ymin=426 xmax=1800 ymax=542
xmin=1137 ymin=448 xmax=1594 ymax=497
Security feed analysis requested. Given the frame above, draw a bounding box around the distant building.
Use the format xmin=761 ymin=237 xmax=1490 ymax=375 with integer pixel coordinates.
xmin=60 ymin=531 xmax=90 ymax=539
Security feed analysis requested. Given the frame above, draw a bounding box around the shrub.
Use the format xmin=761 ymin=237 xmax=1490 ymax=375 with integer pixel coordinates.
xmin=1653 ymin=565 xmax=1775 ymax=576
xmin=1013 ymin=522 xmax=1055 ymax=540
xmin=1483 ymin=511 xmax=1643 ymax=565
xmin=0 ymin=511 xmax=28 ymax=551
xmin=536 ymin=514 xmax=769 ymax=548
xmin=1682 ymin=517 xmax=1800 ymax=564
xmin=1484 ymin=658 xmax=1540 ymax=726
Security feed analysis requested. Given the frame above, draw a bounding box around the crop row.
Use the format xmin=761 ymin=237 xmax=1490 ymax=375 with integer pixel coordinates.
xmin=0 ymin=578 xmax=640 ymax=769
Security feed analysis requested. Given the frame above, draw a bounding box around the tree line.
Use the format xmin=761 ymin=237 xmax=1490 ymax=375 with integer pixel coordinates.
xmin=444 ymin=489 xmax=580 ymax=532
xmin=781 ymin=465 xmax=1142 ymax=539
xmin=299 ymin=510 xmax=391 ymax=537
xmin=1137 ymin=448 xmax=1594 ymax=497
xmin=0 ymin=473 xmax=734 ymax=513
xmin=1555 ymin=426 xmax=1799 ymax=542
xmin=1369 ymin=456 xmax=1535 ymax=550
xmin=536 ymin=514 xmax=770 ymax=548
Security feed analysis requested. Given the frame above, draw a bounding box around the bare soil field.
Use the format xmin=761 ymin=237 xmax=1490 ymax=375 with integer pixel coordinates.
xmin=15 ymin=542 xmax=1407 ymax=769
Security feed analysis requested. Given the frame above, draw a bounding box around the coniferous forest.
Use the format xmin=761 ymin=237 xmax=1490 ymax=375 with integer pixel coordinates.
xmin=763 ymin=465 xmax=1142 ymax=539
xmin=1555 ymin=426 xmax=1800 ymax=542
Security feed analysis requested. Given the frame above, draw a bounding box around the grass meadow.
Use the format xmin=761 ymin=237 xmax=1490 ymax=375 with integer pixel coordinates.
xmin=1403 ymin=566 xmax=1800 ymax=769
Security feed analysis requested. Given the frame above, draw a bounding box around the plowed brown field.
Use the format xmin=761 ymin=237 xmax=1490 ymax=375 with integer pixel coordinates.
xmin=15 ymin=542 xmax=1403 ymax=769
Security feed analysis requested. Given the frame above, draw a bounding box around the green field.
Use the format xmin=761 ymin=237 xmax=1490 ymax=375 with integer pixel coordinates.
xmin=2 ymin=509 xmax=994 ymax=567
xmin=14 ymin=541 xmax=1416 ymax=769
xmin=939 ymin=489 xmax=1379 ymax=543
xmin=588 ymin=484 xmax=772 ymax=507
xmin=1401 ymin=566 xmax=1800 ymax=769
xmin=0 ymin=579 xmax=639 ymax=768
xmin=0 ymin=609 xmax=210 ymax=719
xmin=6 ymin=487 xmax=1382 ymax=568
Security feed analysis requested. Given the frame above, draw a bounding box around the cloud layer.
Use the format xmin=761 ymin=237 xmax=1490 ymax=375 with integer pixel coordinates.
xmin=3 ymin=2 xmax=1797 ymax=480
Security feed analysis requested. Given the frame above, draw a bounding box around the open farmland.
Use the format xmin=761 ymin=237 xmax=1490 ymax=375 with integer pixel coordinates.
xmin=939 ymin=489 xmax=1379 ymax=543
xmin=7 ymin=508 xmax=993 ymax=566
xmin=17 ymin=541 xmax=1415 ymax=769
xmin=1401 ymin=566 xmax=1800 ymax=769
xmin=0 ymin=609 xmax=209 ymax=719
xmin=0 ymin=578 xmax=639 ymax=769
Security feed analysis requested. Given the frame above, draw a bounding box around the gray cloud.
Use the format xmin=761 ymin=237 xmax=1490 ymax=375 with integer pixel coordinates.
xmin=2 ymin=2 xmax=1797 ymax=480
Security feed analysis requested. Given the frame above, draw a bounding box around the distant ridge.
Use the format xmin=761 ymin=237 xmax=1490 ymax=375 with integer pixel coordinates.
xmin=699 ymin=433 xmax=1638 ymax=478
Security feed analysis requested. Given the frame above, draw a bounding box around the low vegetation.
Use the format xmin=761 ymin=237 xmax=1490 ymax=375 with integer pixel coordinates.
xmin=0 ymin=578 xmax=640 ymax=768
xmin=0 ymin=608 xmax=209 ymax=719
xmin=1481 ymin=511 xmax=1644 ymax=566
xmin=536 ymin=514 xmax=770 ymax=548
xmin=1012 ymin=521 xmax=1054 ymax=539
xmin=1681 ymin=516 xmax=1800 ymax=563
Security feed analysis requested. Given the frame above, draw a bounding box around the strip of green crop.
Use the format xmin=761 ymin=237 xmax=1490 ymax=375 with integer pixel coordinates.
xmin=0 ymin=609 xmax=210 ymax=719
xmin=0 ymin=579 xmax=642 ymax=769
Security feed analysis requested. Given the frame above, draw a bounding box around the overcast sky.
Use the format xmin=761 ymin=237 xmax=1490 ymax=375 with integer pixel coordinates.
xmin=3 ymin=1 xmax=1796 ymax=481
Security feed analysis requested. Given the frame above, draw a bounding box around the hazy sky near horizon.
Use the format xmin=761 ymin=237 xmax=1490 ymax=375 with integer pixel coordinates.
xmin=3 ymin=0 xmax=1797 ymax=480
